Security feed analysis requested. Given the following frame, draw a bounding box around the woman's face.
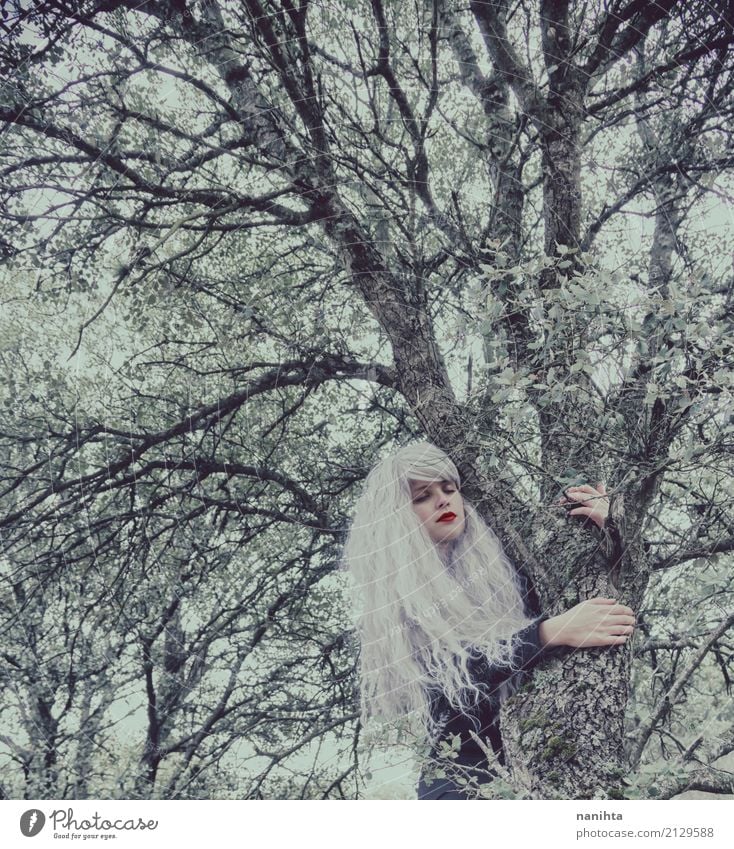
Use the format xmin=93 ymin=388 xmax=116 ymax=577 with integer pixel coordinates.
xmin=409 ymin=478 xmax=466 ymax=546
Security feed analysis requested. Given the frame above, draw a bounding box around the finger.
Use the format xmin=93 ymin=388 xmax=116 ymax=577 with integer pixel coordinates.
xmin=567 ymin=493 xmax=592 ymax=503
xmin=604 ymin=615 xmax=636 ymax=626
xmin=609 ymin=605 xmax=634 ymax=617
xmin=600 ymin=605 xmax=637 ymax=624
xmin=579 ymin=634 xmax=629 ymax=648
xmin=568 ymin=486 xmax=606 ymax=500
xmin=589 ymin=633 xmax=631 ymax=645
xmin=603 ymin=634 xmax=630 ymax=645
xmin=605 ymin=623 xmax=635 ymax=635
xmin=568 ymin=507 xmax=592 ymax=517
xmin=595 ymin=608 xmax=636 ymax=634
xmin=604 ymin=604 xmax=634 ymax=617
xmin=566 ymin=491 xmax=602 ymax=504
xmin=596 ymin=482 xmax=607 ymax=495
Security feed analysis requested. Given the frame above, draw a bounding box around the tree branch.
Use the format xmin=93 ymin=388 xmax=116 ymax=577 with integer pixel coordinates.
xmin=469 ymin=0 xmax=545 ymax=119
xmin=630 ymin=609 xmax=734 ymax=767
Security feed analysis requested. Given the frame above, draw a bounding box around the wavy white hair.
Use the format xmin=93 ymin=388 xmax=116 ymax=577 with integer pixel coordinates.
xmin=342 ymin=441 xmax=534 ymax=748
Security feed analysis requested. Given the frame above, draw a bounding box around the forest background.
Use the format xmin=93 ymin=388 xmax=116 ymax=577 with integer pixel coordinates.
xmin=0 ymin=0 xmax=732 ymax=800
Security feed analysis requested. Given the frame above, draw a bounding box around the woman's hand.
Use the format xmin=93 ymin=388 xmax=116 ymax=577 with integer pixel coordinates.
xmin=557 ymin=482 xmax=609 ymax=530
xmin=539 ymin=597 xmax=635 ymax=648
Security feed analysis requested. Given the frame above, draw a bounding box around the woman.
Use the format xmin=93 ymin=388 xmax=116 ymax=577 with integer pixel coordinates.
xmin=342 ymin=441 xmax=635 ymax=800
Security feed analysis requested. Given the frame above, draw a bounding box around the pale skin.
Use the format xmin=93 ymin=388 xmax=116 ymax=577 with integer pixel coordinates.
xmin=409 ymin=478 xmax=635 ymax=649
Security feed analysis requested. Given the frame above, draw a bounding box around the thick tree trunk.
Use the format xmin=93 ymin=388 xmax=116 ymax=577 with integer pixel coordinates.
xmin=500 ymin=498 xmax=650 ymax=799
xmin=502 ymin=636 xmax=632 ymax=799
xmin=539 ymin=109 xmax=582 ymax=258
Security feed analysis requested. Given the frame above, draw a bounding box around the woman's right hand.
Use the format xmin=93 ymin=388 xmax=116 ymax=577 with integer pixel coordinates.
xmin=539 ymin=597 xmax=635 ymax=648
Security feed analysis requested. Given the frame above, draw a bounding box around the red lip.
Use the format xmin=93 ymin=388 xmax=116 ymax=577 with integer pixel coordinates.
xmin=437 ymin=512 xmax=456 ymax=522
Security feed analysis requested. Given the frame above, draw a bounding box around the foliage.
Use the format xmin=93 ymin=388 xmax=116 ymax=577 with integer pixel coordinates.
xmin=0 ymin=0 xmax=732 ymax=799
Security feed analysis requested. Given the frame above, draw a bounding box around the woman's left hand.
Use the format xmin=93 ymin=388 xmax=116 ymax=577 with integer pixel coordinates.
xmin=557 ymin=482 xmax=609 ymax=530
xmin=539 ymin=597 xmax=635 ymax=648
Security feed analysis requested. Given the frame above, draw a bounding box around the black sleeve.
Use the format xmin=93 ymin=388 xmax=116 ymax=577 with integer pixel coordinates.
xmin=507 ymin=616 xmax=549 ymax=672
xmin=499 ymin=562 xmax=570 ymax=673
xmin=509 ymin=566 xmax=568 ymax=668
xmin=426 ymin=568 xmax=561 ymax=733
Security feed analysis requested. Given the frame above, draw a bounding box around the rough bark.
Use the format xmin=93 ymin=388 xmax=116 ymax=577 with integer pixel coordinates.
xmin=2 ymin=0 xmax=732 ymax=800
xmin=500 ymin=495 xmax=651 ymax=799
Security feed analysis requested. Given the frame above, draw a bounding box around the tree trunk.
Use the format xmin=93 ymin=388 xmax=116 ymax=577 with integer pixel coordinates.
xmin=500 ymin=497 xmax=650 ymax=799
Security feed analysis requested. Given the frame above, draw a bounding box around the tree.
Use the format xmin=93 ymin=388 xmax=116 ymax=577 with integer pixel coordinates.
xmin=0 ymin=0 xmax=732 ymax=799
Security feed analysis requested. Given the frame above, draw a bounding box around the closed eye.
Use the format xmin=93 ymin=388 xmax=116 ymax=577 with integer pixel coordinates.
xmin=412 ymin=484 xmax=456 ymax=502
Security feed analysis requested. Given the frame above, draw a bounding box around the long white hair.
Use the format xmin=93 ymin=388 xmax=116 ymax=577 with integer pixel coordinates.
xmin=342 ymin=441 xmax=534 ymax=748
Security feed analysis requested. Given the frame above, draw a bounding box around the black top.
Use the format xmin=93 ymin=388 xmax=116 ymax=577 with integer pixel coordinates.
xmin=426 ymin=617 xmax=550 ymax=763
xmin=423 ymin=510 xmax=624 ymax=768
xmin=426 ymin=569 xmax=555 ymax=764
